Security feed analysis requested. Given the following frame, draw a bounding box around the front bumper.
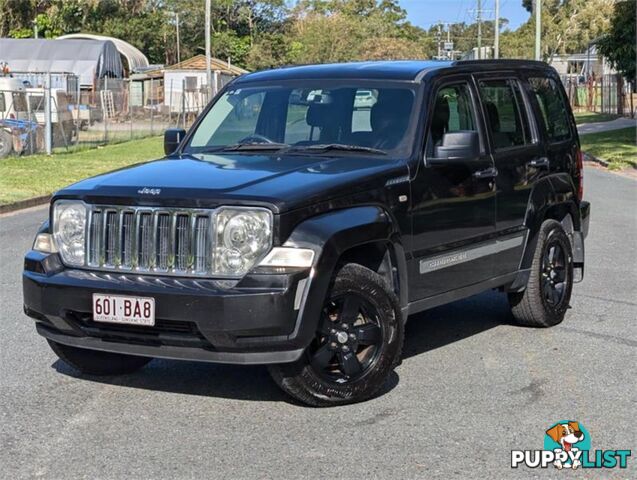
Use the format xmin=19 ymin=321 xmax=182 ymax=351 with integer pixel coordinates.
xmin=23 ymin=251 xmax=315 ymax=365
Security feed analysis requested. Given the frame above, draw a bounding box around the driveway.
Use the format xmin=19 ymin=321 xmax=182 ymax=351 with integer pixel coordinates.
xmin=1 ymin=167 xmax=635 ymax=479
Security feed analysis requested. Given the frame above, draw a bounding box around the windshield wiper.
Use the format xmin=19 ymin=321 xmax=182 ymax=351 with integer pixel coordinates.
xmin=287 ymin=143 xmax=387 ymax=155
xmin=195 ymin=142 xmax=289 ymax=153
xmin=221 ymin=142 xmax=289 ymax=151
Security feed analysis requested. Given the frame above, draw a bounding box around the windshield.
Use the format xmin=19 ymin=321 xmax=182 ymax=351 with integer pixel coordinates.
xmin=185 ymin=83 xmax=417 ymax=156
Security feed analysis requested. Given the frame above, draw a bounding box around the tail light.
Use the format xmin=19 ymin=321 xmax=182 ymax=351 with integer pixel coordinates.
xmin=576 ymin=149 xmax=584 ymax=201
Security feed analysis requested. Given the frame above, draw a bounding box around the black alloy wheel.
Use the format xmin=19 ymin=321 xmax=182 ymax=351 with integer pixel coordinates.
xmin=309 ymin=293 xmax=384 ymax=383
xmin=268 ymin=263 xmax=403 ymax=406
xmin=540 ymin=241 xmax=569 ymax=308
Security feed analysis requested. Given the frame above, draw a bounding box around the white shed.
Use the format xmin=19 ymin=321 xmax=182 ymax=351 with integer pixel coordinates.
xmin=158 ymin=55 xmax=248 ymax=113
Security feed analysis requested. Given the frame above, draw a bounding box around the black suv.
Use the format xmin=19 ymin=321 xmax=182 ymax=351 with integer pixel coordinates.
xmin=23 ymin=60 xmax=590 ymax=406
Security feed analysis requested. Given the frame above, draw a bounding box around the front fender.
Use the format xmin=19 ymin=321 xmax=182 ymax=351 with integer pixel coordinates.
xmin=282 ymin=205 xmax=401 ymax=348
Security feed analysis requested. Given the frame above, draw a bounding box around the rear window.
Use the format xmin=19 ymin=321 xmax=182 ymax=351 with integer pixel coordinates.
xmin=529 ymin=77 xmax=572 ymax=142
xmin=478 ymin=79 xmax=531 ymax=149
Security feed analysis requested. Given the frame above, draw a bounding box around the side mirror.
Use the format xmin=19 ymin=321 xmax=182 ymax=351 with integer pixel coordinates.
xmin=429 ymin=131 xmax=480 ymax=164
xmin=164 ymin=128 xmax=186 ymax=155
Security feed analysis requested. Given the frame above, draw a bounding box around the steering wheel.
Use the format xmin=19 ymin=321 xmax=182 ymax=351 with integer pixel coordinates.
xmin=238 ymin=134 xmax=276 ymax=144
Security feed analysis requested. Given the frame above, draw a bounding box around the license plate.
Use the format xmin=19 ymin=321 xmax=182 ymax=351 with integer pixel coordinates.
xmin=92 ymin=294 xmax=155 ymax=326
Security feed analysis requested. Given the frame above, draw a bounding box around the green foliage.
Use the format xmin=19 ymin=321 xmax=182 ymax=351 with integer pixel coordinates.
xmin=595 ymin=0 xmax=636 ymax=81
xmin=0 ymin=0 xmax=619 ymax=69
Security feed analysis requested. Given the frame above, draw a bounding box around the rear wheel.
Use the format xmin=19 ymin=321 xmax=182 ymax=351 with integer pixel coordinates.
xmin=508 ymin=219 xmax=573 ymax=327
xmin=48 ymin=340 xmax=152 ymax=375
xmin=269 ymin=263 xmax=403 ymax=407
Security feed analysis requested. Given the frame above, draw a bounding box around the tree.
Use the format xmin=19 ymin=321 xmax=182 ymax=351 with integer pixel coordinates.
xmin=596 ymin=0 xmax=636 ymax=81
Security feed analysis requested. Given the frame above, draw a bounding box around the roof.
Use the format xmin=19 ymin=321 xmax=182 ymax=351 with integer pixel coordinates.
xmin=162 ymin=55 xmax=248 ymax=76
xmin=234 ymin=59 xmax=553 ymax=84
xmin=236 ymin=61 xmax=453 ymax=83
xmin=57 ymin=33 xmax=149 ymax=71
xmin=0 ymin=38 xmax=123 ymax=86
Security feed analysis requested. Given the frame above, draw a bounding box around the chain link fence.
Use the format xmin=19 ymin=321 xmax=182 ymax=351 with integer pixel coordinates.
xmin=560 ymin=73 xmax=634 ymax=117
xmin=1 ymin=71 xmax=219 ymax=159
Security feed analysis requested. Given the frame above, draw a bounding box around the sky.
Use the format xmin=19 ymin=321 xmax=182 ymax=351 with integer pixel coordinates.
xmin=398 ymin=0 xmax=531 ymax=31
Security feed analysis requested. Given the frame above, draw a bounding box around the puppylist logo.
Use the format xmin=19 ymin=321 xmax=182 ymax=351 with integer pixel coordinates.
xmin=511 ymin=420 xmax=631 ymax=470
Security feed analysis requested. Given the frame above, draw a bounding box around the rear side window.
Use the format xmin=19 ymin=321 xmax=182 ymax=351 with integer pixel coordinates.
xmin=478 ymin=79 xmax=530 ymax=149
xmin=529 ymin=77 xmax=572 ymax=142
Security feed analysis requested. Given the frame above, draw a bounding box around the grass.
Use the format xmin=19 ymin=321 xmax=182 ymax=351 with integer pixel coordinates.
xmin=0 ymin=136 xmax=163 ymax=205
xmin=580 ymin=127 xmax=637 ymax=170
xmin=573 ymin=111 xmax=620 ymax=125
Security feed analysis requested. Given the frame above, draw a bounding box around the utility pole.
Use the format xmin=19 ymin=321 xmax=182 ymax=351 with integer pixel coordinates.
xmin=494 ymin=0 xmax=500 ymax=59
xmin=534 ymin=0 xmax=541 ymax=61
xmin=477 ymin=0 xmax=482 ymax=59
xmin=175 ymin=12 xmax=181 ymax=64
xmin=436 ymin=23 xmax=442 ymax=59
xmin=205 ymin=0 xmax=212 ymax=98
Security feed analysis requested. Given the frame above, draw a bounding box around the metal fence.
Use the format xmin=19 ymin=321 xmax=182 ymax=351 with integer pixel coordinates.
xmin=560 ymin=73 xmax=634 ymax=116
xmin=1 ymin=72 xmax=219 ymax=159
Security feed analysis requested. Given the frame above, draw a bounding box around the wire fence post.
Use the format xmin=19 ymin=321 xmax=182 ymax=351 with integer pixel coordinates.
xmin=44 ymin=71 xmax=52 ymax=155
xmin=129 ymin=80 xmax=133 ymax=140
xmin=150 ymin=77 xmax=154 ymax=136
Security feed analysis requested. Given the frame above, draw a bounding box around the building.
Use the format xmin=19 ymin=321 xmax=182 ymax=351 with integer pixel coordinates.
xmin=57 ymin=33 xmax=150 ymax=75
xmin=0 ymin=38 xmax=124 ymax=88
xmin=157 ymin=55 xmax=248 ymax=113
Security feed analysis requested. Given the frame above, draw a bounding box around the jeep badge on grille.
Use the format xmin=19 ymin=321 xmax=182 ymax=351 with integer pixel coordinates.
xmin=137 ymin=188 xmax=161 ymax=195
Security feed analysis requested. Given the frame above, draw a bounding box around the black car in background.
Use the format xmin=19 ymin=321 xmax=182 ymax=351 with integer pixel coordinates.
xmin=24 ymin=60 xmax=590 ymax=406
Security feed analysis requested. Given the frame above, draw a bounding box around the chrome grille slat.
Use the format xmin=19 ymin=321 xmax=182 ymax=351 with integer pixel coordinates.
xmin=88 ymin=210 xmax=103 ymax=266
xmin=194 ymin=216 xmax=209 ymax=273
xmin=120 ymin=211 xmax=134 ymax=269
xmin=175 ymin=214 xmax=190 ymax=271
xmin=85 ymin=206 xmax=215 ymax=277
xmin=104 ymin=210 xmax=118 ymax=266
xmin=156 ymin=213 xmax=171 ymax=271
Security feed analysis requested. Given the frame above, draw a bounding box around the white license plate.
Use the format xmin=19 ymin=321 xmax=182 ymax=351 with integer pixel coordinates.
xmin=92 ymin=294 xmax=155 ymax=326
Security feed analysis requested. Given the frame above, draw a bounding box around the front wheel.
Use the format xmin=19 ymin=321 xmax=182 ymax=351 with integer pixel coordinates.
xmin=269 ymin=263 xmax=403 ymax=407
xmin=48 ymin=340 xmax=152 ymax=375
xmin=508 ymin=219 xmax=574 ymax=327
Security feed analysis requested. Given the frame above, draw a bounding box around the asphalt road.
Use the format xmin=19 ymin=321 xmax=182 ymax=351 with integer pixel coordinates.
xmin=1 ymin=166 xmax=635 ymax=479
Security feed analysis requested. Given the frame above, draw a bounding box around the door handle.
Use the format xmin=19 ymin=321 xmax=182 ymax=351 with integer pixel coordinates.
xmin=528 ymin=157 xmax=550 ymax=168
xmin=473 ymin=167 xmax=498 ymax=179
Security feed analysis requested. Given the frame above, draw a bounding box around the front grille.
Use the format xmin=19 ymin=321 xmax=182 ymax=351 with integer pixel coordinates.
xmin=86 ymin=206 xmax=214 ymax=276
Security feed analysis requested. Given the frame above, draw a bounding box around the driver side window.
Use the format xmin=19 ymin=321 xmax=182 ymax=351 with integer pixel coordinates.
xmin=427 ymin=83 xmax=477 ymax=157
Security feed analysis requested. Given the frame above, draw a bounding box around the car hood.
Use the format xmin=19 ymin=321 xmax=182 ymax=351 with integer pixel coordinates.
xmin=54 ymin=153 xmax=406 ymax=213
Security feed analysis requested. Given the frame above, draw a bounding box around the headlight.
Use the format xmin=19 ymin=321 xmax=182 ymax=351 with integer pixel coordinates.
xmin=52 ymin=200 xmax=87 ymax=266
xmin=213 ymin=207 xmax=272 ymax=276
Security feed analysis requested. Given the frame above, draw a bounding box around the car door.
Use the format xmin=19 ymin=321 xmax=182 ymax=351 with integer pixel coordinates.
xmin=474 ymin=75 xmax=544 ymax=276
xmin=408 ymin=77 xmax=497 ymax=301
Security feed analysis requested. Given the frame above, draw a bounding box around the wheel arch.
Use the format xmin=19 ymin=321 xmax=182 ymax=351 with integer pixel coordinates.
xmin=283 ymin=205 xmax=408 ymax=346
xmin=520 ymin=174 xmax=580 ymax=271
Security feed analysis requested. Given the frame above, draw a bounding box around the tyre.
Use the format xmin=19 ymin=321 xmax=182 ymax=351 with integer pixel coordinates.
xmin=269 ymin=263 xmax=403 ymax=407
xmin=0 ymin=129 xmax=13 ymax=158
xmin=47 ymin=340 xmax=152 ymax=375
xmin=508 ymin=219 xmax=573 ymax=327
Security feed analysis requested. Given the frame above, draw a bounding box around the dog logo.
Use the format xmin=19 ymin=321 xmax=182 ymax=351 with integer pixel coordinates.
xmin=511 ymin=420 xmax=631 ymax=469
xmin=544 ymin=421 xmax=587 ymax=469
